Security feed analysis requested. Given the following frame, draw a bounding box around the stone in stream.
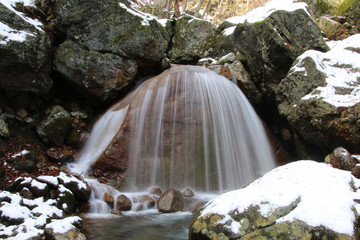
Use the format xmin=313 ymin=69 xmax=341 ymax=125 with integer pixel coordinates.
xmin=157 ymin=188 xmax=184 ymax=213
xmin=116 ymin=194 xmax=132 ymax=211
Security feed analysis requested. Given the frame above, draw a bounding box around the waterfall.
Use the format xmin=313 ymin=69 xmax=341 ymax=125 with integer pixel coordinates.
xmin=71 ymin=65 xmax=276 ymax=195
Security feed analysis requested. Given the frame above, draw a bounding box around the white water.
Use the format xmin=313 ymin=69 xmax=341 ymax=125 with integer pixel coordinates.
xmin=70 ymin=65 xmax=276 ymax=214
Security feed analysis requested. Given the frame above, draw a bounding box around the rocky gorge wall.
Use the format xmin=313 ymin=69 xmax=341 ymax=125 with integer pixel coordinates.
xmin=1 ymin=0 xmax=360 ymax=238
xmin=0 ymin=0 xmax=359 ymax=182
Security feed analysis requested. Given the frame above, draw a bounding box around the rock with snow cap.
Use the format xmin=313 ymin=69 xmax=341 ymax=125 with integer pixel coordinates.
xmin=0 ymin=0 xmax=52 ymax=94
xmin=216 ymin=0 xmax=329 ymax=98
xmin=276 ymin=34 xmax=360 ymax=154
xmin=57 ymin=172 xmax=91 ymax=202
xmin=190 ymin=161 xmax=360 ymax=239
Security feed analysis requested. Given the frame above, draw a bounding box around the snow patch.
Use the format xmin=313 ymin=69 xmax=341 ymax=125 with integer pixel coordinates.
xmin=200 ymin=161 xmax=360 ymax=235
xmin=118 ymin=2 xmax=156 ymax=26
xmin=45 ymin=216 xmax=81 ymax=234
xmin=11 ymin=150 xmax=30 ymax=158
xmin=223 ymin=0 xmax=310 ymax=25
xmin=0 ymin=0 xmax=43 ymax=31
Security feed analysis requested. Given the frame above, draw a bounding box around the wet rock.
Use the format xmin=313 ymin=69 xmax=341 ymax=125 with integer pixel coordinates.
xmin=103 ymin=192 xmax=114 ymax=205
xmin=276 ymin=34 xmax=360 ymax=154
xmin=182 ymin=187 xmax=195 ymax=197
xmin=0 ymin=119 xmax=9 ymax=137
xmin=168 ymin=15 xmax=217 ymax=63
xmin=36 ymin=105 xmax=72 ymax=147
xmin=157 ymin=188 xmax=184 ymax=213
xmin=149 ymin=187 xmax=163 ymax=196
xmin=0 ymin=2 xmax=52 ymax=94
xmin=54 ymin=40 xmax=138 ymax=102
xmin=326 ymin=147 xmax=356 ymax=171
xmin=317 ymin=16 xmax=350 ymax=40
xmin=116 ymin=194 xmax=132 ymax=211
xmin=136 ymin=195 xmax=155 ymax=208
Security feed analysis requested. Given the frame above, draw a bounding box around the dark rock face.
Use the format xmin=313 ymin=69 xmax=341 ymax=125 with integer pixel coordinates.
xmin=50 ymin=0 xmax=169 ymax=101
xmin=54 ymin=40 xmax=137 ymax=101
xmin=52 ymin=0 xmax=169 ymax=63
xmin=0 ymin=3 xmax=52 ymax=94
xmin=276 ymin=34 xmax=360 ymax=154
xmin=168 ymin=15 xmax=217 ymax=63
xmin=36 ymin=105 xmax=72 ymax=147
xmin=231 ymin=8 xmax=329 ymax=96
xmin=157 ymin=188 xmax=184 ymax=213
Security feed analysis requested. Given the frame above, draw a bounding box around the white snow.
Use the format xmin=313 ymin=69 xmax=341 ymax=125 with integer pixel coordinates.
xmin=11 ymin=149 xmax=30 ymax=158
xmin=298 ymin=34 xmax=360 ymax=107
xmin=118 ymin=2 xmax=156 ymax=26
xmin=30 ymin=179 xmax=47 ymax=190
xmin=45 ymin=216 xmax=82 ymax=234
xmin=58 ymin=172 xmax=87 ymax=190
xmin=0 ymin=191 xmax=81 ymax=239
xmin=37 ymin=175 xmax=59 ymax=187
xmin=222 ymin=26 xmax=236 ymax=36
xmin=0 ymin=0 xmax=43 ymax=31
xmin=200 ymin=160 xmax=360 ymax=236
xmin=223 ymin=0 xmax=310 ymax=25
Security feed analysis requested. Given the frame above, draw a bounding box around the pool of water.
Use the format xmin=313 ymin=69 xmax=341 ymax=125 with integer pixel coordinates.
xmin=84 ymin=211 xmax=194 ymax=240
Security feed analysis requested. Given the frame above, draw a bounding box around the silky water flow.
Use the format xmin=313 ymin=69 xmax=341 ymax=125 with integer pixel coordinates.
xmin=70 ymin=65 xmax=276 ymax=215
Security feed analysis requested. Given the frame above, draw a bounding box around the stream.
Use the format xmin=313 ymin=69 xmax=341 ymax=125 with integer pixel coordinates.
xmin=84 ymin=211 xmax=193 ymax=240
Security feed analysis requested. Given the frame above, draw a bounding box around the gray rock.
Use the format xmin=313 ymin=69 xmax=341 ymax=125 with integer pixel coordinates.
xmin=50 ymin=0 xmax=169 ymax=63
xmin=216 ymin=3 xmax=329 ymax=98
xmin=157 ymin=188 xmax=184 ymax=213
xmin=168 ymin=15 xmax=217 ymax=63
xmin=36 ymin=105 xmax=72 ymax=147
xmin=0 ymin=118 xmax=9 ymax=137
xmin=54 ymin=40 xmax=137 ymax=102
xmin=276 ymin=34 xmax=360 ymax=153
xmin=0 ymin=3 xmax=52 ymax=93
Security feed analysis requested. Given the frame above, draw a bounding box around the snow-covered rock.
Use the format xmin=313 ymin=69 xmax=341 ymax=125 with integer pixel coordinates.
xmin=0 ymin=172 xmax=90 ymax=239
xmin=215 ymin=0 xmax=328 ymax=97
xmin=276 ymin=34 xmax=360 ymax=153
xmin=190 ymin=160 xmax=360 ymax=239
xmin=0 ymin=0 xmax=52 ymax=93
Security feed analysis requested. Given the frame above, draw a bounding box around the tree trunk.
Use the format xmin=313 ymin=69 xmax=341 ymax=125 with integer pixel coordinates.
xmin=203 ymin=0 xmax=212 ymax=19
xmin=174 ymin=0 xmax=180 ymax=18
xmin=183 ymin=0 xmax=188 ymax=12
xmin=195 ymin=0 xmax=205 ymax=15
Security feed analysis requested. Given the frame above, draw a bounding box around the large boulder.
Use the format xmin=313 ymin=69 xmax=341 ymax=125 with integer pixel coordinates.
xmin=51 ymin=0 xmax=169 ymax=101
xmin=276 ymin=34 xmax=360 ymax=154
xmin=0 ymin=1 xmax=52 ymax=94
xmin=190 ymin=160 xmax=360 ymax=240
xmin=54 ymin=40 xmax=137 ymax=101
xmin=168 ymin=15 xmax=217 ymax=63
xmin=216 ymin=0 xmax=329 ymax=97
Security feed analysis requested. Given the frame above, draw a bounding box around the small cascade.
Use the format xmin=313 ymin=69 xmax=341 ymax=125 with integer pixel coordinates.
xmin=71 ymin=65 xmax=276 ymax=214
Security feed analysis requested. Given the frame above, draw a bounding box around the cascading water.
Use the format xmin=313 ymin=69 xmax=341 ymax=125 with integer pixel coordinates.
xmin=71 ymin=65 xmax=275 ymax=196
